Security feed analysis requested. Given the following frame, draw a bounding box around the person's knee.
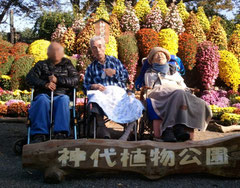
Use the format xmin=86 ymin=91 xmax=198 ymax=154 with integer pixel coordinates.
xmin=57 ymin=95 xmax=70 ymax=104
xmin=34 ymin=94 xmax=49 ymax=105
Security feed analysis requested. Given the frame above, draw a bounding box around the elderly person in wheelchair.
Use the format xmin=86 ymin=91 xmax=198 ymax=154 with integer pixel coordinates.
xmin=136 ymin=47 xmax=212 ymax=142
xmin=83 ymin=36 xmax=144 ymax=140
xmin=26 ymin=41 xmax=79 ymax=143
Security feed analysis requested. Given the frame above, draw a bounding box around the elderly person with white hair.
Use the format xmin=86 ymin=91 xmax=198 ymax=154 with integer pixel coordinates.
xmin=26 ymin=41 xmax=79 ymax=143
xmin=84 ymin=36 xmax=144 ymax=140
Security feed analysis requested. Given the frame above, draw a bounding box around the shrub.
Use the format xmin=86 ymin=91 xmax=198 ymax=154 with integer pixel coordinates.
xmin=61 ymin=27 xmax=76 ymax=55
xmin=177 ymin=32 xmax=197 ymax=70
xmin=134 ymin=0 xmax=151 ymax=22
xmin=95 ymin=0 xmax=109 ymax=21
xmin=51 ymin=23 xmax=67 ymax=42
xmin=117 ymin=32 xmax=139 ymax=88
xmin=136 ymin=28 xmax=160 ymax=59
xmin=177 ymin=0 xmax=189 ymax=23
xmin=158 ymin=28 xmax=178 ymax=55
xmin=196 ymin=6 xmax=210 ymax=33
xmin=0 ymin=39 xmax=13 ymax=53
xmin=228 ymin=34 xmax=240 ymax=62
xmin=0 ymin=75 xmax=11 ymax=90
xmin=10 ymin=55 xmax=35 ymax=90
xmin=112 ymin=0 xmax=126 ymax=20
xmin=71 ymin=13 xmax=85 ymax=34
xmin=155 ymin=0 xmax=169 ymax=17
xmin=109 ymin=14 xmax=122 ymax=38
xmin=10 ymin=42 xmax=29 ymax=55
xmin=0 ymin=52 xmax=14 ymax=75
xmin=196 ymin=41 xmax=220 ymax=90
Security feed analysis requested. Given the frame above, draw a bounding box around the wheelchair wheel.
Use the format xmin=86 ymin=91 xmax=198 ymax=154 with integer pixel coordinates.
xmin=13 ymin=138 xmax=27 ymax=155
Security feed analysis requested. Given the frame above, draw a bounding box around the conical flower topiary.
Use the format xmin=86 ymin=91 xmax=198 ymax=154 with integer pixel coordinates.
xmin=72 ymin=14 xmax=85 ymax=34
xmin=105 ymin=35 xmax=118 ymax=58
xmin=196 ymin=6 xmax=210 ymax=33
xmin=218 ymin=50 xmax=240 ymax=91
xmin=136 ymin=28 xmax=160 ymax=59
xmin=134 ymin=0 xmax=151 ymax=22
xmin=95 ymin=0 xmax=109 ymax=21
xmin=233 ymin=24 xmax=240 ymax=39
xmin=177 ymin=32 xmax=197 ymax=70
xmin=163 ymin=3 xmax=185 ymax=34
xmin=177 ymin=0 xmax=189 ymax=23
xmin=120 ymin=1 xmax=140 ymax=33
xmin=196 ymin=41 xmax=220 ymax=90
xmin=158 ymin=28 xmax=178 ymax=55
xmin=109 ymin=14 xmax=122 ymax=38
xmin=155 ymin=0 xmax=169 ymax=17
xmin=228 ymin=34 xmax=240 ymax=62
xmin=112 ymin=0 xmax=126 ymax=20
xmin=184 ymin=12 xmax=206 ymax=43
xmin=61 ymin=27 xmax=76 ymax=55
xmin=207 ymin=16 xmax=228 ymax=50
xmin=51 ymin=23 xmax=67 ymax=42
xmin=142 ymin=5 xmax=162 ymax=32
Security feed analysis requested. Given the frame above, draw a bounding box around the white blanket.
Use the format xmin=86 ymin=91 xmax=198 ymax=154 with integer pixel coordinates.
xmin=87 ymin=86 xmax=144 ymax=124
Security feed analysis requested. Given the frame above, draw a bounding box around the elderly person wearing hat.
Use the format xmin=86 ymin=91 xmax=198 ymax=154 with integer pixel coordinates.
xmin=141 ymin=47 xmax=212 ymax=142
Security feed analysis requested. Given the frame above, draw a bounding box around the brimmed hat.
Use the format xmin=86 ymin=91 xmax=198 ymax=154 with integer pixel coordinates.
xmin=147 ymin=47 xmax=171 ymax=64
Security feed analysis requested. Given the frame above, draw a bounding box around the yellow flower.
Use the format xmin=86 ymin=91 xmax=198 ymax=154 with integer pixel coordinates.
xmin=196 ymin=6 xmax=210 ymax=33
xmin=22 ymin=90 xmax=31 ymax=95
xmin=13 ymin=89 xmax=22 ymax=96
xmin=0 ymin=101 xmax=5 ymax=105
xmin=95 ymin=0 xmax=109 ymax=21
xmin=105 ymin=35 xmax=118 ymax=58
xmin=112 ymin=0 xmax=126 ymax=20
xmin=134 ymin=0 xmax=151 ymax=22
xmin=220 ymin=113 xmax=240 ymax=123
xmin=155 ymin=0 xmax=169 ymax=17
xmin=177 ymin=0 xmax=189 ymax=23
xmin=1 ymin=75 xmax=11 ymax=80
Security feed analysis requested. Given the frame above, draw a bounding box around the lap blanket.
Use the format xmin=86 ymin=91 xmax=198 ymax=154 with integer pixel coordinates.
xmin=87 ymin=86 xmax=144 ymax=124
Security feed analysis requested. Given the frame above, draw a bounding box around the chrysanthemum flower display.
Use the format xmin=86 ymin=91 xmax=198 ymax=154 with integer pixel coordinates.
xmin=220 ymin=112 xmax=240 ymax=126
xmin=71 ymin=14 xmax=85 ymax=34
xmin=105 ymin=35 xmax=118 ymax=58
xmin=196 ymin=41 xmax=220 ymax=90
xmin=61 ymin=27 xmax=76 ymax=55
xmin=207 ymin=16 xmax=228 ymax=50
xmin=51 ymin=23 xmax=67 ymax=42
xmin=0 ymin=38 xmax=13 ymax=53
xmin=120 ymin=1 xmax=140 ymax=33
xmin=158 ymin=28 xmax=178 ymax=55
xmin=28 ymin=39 xmax=51 ymax=64
xmin=155 ymin=0 xmax=169 ymax=17
xmin=136 ymin=28 xmax=160 ymax=59
xmin=117 ymin=32 xmax=139 ymax=89
xmin=218 ymin=50 xmax=240 ymax=91
xmin=177 ymin=33 xmax=197 ymax=70
xmin=196 ymin=6 xmax=210 ymax=33
xmin=228 ymin=34 xmax=240 ymax=62
xmin=142 ymin=5 xmax=162 ymax=32
xmin=134 ymin=0 xmax=151 ymax=22
xmin=163 ymin=3 xmax=185 ymax=34
xmin=177 ymin=0 xmax=189 ymax=23
xmin=95 ymin=0 xmax=109 ymax=21
xmin=233 ymin=24 xmax=240 ymax=39
xmin=78 ymin=54 xmax=93 ymax=82
xmin=184 ymin=12 xmax=206 ymax=43
xmin=112 ymin=0 xmax=126 ymax=20
xmin=201 ymin=90 xmax=229 ymax=107
xmin=10 ymin=42 xmax=29 ymax=55
xmin=0 ymin=52 xmax=14 ymax=75
xmin=109 ymin=14 xmax=122 ymax=38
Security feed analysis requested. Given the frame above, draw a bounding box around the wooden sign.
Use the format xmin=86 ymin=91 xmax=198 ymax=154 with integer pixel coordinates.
xmin=22 ymin=135 xmax=240 ymax=183
xmin=94 ymin=19 xmax=110 ymax=43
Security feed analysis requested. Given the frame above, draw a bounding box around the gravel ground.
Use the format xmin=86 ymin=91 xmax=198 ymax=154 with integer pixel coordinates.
xmin=1 ymin=122 xmax=240 ymax=188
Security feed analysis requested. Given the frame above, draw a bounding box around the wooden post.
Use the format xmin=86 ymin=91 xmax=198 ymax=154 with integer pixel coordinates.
xmin=22 ymin=135 xmax=240 ymax=183
xmin=10 ymin=10 xmax=15 ymax=44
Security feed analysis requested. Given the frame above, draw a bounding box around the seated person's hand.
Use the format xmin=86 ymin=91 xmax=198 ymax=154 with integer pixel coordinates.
xmin=91 ymin=84 xmax=106 ymax=91
xmin=45 ymin=82 xmax=56 ymax=91
xmin=104 ymin=68 xmax=116 ymax=77
xmin=48 ymin=75 xmax=57 ymax=83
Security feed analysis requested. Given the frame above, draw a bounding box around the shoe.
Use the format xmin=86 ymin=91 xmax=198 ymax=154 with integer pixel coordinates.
xmin=173 ymin=124 xmax=190 ymax=142
xmin=161 ymin=128 xmax=177 ymax=142
xmin=54 ymin=132 xmax=68 ymax=139
xmin=31 ymin=134 xmax=48 ymax=144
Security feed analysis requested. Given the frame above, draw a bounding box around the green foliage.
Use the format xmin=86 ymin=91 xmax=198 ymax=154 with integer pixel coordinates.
xmin=34 ymin=11 xmax=74 ymax=40
xmin=0 ymin=53 xmax=15 ymax=75
xmin=19 ymin=28 xmax=39 ymax=44
xmin=10 ymin=42 xmax=29 ymax=55
xmin=10 ymin=55 xmax=35 ymax=90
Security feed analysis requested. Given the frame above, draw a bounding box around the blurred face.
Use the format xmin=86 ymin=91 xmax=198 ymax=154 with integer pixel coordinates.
xmin=91 ymin=39 xmax=106 ymax=62
xmin=47 ymin=42 xmax=64 ymax=63
xmin=152 ymin=51 xmax=167 ymax=65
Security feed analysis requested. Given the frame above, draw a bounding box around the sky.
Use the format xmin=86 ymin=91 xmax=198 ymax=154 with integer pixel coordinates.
xmin=0 ymin=1 xmax=237 ymax=33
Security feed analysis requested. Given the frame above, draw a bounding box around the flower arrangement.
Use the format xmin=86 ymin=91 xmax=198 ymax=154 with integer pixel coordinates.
xmin=233 ymin=24 xmax=240 ymax=39
xmin=0 ymin=39 xmax=13 ymax=53
xmin=77 ymin=54 xmax=93 ymax=82
xmin=177 ymin=33 xmax=197 ymax=70
xmin=28 ymin=39 xmax=51 ymax=64
xmin=0 ymin=52 xmax=14 ymax=75
xmin=105 ymin=35 xmax=118 ymax=58
xmin=184 ymin=12 xmax=206 ymax=43
xmin=95 ymin=0 xmax=109 ymax=21
xmin=177 ymin=0 xmax=189 ymax=23
xmin=109 ymin=14 xmax=122 ymax=38
xmin=112 ymin=0 xmax=126 ymax=20
xmin=158 ymin=28 xmax=178 ymax=55
xmin=142 ymin=5 xmax=162 ymax=32
xmin=232 ymin=103 xmax=240 ymax=109
xmin=207 ymin=16 xmax=228 ymax=50
xmin=220 ymin=112 xmax=240 ymax=126
xmin=196 ymin=6 xmax=210 ymax=33
xmin=201 ymin=90 xmax=229 ymax=107
xmin=10 ymin=42 xmax=29 ymax=55
xmin=6 ymin=99 xmax=28 ymax=117
xmin=196 ymin=41 xmax=220 ymax=90
xmin=163 ymin=3 xmax=185 ymax=34
xmin=61 ymin=27 xmax=76 ymax=55
xmin=0 ymin=75 xmax=11 ymax=90
xmin=117 ymin=32 xmax=139 ymax=89
xmin=155 ymin=0 xmax=169 ymax=17
xmin=0 ymin=89 xmax=31 ymax=102
xmin=0 ymin=103 xmax=8 ymax=117
xmin=51 ymin=23 xmax=67 ymax=42
xmin=210 ymin=105 xmax=236 ymax=119
xmin=134 ymin=0 xmax=151 ymax=22
xmin=228 ymin=34 xmax=240 ymax=62
xmin=71 ymin=13 xmax=85 ymax=34
xmin=120 ymin=2 xmax=140 ymax=33
xmin=218 ymin=50 xmax=240 ymax=91
xmin=136 ymin=28 xmax=160 ymax=59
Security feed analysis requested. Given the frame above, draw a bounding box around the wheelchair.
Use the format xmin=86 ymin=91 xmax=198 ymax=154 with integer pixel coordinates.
xmin=13 ymin=88 xmax=78 ymax=155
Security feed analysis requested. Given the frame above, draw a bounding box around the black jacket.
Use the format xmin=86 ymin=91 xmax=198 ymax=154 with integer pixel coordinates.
xmin=26 ymin=58 xmax=79 ymax=98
